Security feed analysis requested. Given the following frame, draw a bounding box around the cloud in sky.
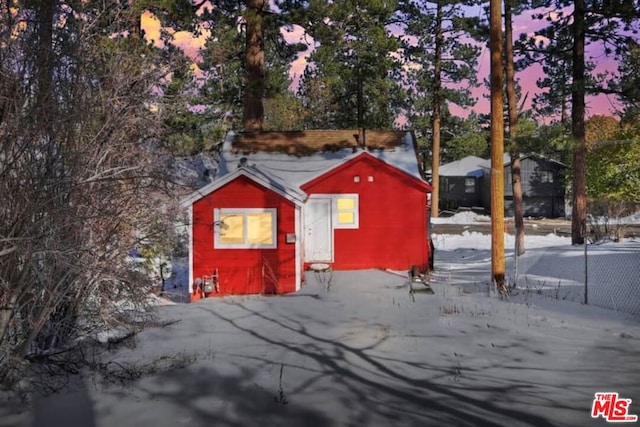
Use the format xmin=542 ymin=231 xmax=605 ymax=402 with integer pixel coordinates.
xmin=141 ymin=11 xmax=208 ymax=60
xmin=279 ymin=24 xmax=313 ymax=91
xmin=173 ymin=30 xmax=208 ymax=60
xmin=455 ymin=46 xmax=620 ymax=118
xmin=141 ymin=12 xmax=163 ymax=48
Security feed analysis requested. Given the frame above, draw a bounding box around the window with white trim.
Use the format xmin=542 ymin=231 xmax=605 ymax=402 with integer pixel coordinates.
xmin=465 ymin=178 xmax=475 ymax=193
xmin=333 ymin=194 xmax=359 ymax=229
xmin=539 ymin=170 xmax=554 ymax=183
xmin=214 ymin=208 xmax=277 ymax=249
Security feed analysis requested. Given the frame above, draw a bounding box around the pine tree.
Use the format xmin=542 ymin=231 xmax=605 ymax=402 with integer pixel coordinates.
xmin=279 ymin=0 xmax=404 ymax=129
xmin=193 ymin=0 xmax=301 ymax=136
xmin=516 ymin=0 xmax=639 ymax=244
xmin=505 ymin=0 xmax=525 ymax=255
xmin=398 ymin=0 xmax=481 ymax=217
xmin=441 ymin=113 xmax=489 ymax=162
xmin=614 ymin=40 xmax=640 ymax=122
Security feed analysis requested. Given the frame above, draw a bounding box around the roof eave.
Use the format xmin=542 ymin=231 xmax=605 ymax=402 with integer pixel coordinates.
xmin=180 ymin=167 xmax=307 ymax=208
xmin=301 ymin=151 xmax=432 ymax=193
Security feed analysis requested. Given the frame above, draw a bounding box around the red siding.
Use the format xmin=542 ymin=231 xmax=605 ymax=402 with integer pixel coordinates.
xmin=191 ymin=175 xmax=297 ymax=297
xmin=303 ymin=155 xmax=430 ymax=272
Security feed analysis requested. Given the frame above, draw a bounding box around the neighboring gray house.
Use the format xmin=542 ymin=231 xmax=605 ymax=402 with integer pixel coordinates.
xmin=494 ymin=153 xmax=567 ymax=218
xmin=427 ymin=156 xmax=486 ymax=212
xmin=433 ymin=153 xmax=567 ymax=218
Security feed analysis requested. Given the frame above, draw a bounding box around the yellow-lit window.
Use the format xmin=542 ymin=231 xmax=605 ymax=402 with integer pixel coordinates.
xmin=219 ymin=213 xmax=245 ymax=244
xmin=334 ymin=195 xmax=358 ymax=229
xmin=215 ymin=209 xmax=277 ymax=249
xmin=247 ymin=212 xmax=274 ymax=245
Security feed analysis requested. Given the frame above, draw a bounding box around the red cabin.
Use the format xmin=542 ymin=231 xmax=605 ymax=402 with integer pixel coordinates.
xmin=181 ymin=130 xmax=433 ymax=300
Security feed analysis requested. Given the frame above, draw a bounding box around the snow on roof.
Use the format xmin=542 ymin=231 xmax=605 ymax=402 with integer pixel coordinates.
xmin=437 ymin=152 xmax=564 ymax=177
xmin=478 ymin=152 xmax=566 ymax=169
xmin=180 ymin=163 xmax=306 ymax=208
xmin=217 ymin=130 xmax=425 ymax=189
xmin=476 ymin=153 xmax=511 ymax=170
xmin=435 ymin=156 xmax=487 ymax=177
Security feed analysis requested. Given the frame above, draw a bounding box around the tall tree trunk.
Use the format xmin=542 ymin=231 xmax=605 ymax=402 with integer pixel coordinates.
xmin=357 ymin=67 xmax=364 ymax=137
xmin=561 ymin=59 xmax=569 ymax=125
xmin=34 ymin=0 xmax=56 ymax=119
xmin=490 ymin=0 xmax=506 ymax=294
xmin=504 ymin=0 xmax=525 ymax=256
xmin=430 ymin=0 xmax=443 ymax=218
xmin=571 ymin=0 xmax=587 ymax=245
xmin=128 ymin=1 xmax=142 ymax=40
xmin=243 ymin=0 xmax=265 ymax=131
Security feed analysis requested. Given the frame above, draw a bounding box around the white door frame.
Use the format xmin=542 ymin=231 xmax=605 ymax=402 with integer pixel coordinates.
xmin=304 ymin=196 xmax=333 ymax=262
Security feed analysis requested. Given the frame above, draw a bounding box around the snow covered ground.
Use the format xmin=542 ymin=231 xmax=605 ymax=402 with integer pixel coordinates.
xmin=432 ymin=212 xmax=640 ymax=316
xmin=434 ymin=230 xmax=640 ymax=316
xmin=2 ymin=215 xmax=639 ymax=427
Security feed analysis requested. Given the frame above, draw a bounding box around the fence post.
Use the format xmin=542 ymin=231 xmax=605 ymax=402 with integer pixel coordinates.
xmin=513 ymin=239 xmax=519 ymax=288
xmin=584 ymin=237 xmax=588 ymax=305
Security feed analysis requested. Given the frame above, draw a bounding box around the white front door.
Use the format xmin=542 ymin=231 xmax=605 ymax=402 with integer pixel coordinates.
xmin=304 ymin=198 xmax=332 ymax=262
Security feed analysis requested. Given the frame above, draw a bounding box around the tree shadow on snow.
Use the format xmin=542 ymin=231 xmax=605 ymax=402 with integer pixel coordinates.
xmin=179 ymin=303 xmax=579 ymax=427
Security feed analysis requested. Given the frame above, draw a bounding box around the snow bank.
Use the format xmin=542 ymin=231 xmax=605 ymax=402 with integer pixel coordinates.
xmin=431 ymin=211 xmax=490 ymax=224
xmin=620 ymin=211 xmax=640 ymax=224
xmin=433 ymin=231 xmax=570 ymax=251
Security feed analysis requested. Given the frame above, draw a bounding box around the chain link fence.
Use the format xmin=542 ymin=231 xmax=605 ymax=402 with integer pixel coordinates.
xmin=514 ymin=223 xmax=640 ymax=317
xmin=583 ymin=241 xmax=640 ymax=315
xmin=430 ymin=208 xmax=640 ymax=316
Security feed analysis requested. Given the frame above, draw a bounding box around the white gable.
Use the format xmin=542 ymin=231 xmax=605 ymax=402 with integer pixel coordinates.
xmin=180 ymin=164 xmax=306 ymax=208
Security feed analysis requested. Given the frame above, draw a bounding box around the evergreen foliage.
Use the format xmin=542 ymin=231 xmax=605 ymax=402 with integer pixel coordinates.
xmin=399 ymin=0 xmax=481 ymax=128
xmin=278 ymin=0 xmax=404 ymax=129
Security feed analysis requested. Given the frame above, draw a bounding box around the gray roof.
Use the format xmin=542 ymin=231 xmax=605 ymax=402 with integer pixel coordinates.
xmin=434 ymin=152 xmax=565 ymax=178
xmin=432 ymin=156 xmax=487 ymax=177
xmin=479 ymin=153 xmax=566 ymax=169
xmin=218 ymin=130 xmax=425 ymax=188
xmin=182 ymin=130 xmax=428 ymax=206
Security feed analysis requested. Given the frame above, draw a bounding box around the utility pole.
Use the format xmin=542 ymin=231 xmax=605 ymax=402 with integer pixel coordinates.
xmin=430 ymin=0 xmax=444 ymax=219
xmin=490 ymin=0 xmax=506 ymax=295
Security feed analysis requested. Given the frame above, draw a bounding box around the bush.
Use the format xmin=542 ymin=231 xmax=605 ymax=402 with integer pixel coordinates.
xmin=587 ymin=200 xmax=637 ymax=243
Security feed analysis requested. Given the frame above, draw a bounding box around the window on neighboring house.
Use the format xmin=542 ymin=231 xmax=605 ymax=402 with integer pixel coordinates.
xmin=540 ymin=171 xmax=554 ymax=183
xmin=334 ymin=194 xmax=359 ymax=229
xmin=465 ymin=178 xmax=475 ymax=193
xmin=214 ymin=208 xmax=277 ymax=249
xmin=440 ymin=176 xmax=454 ymax=192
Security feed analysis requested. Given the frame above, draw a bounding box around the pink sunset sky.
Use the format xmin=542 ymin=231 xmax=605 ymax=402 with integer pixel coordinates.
xmin=142 ymin=7 xmax=623 ymax=121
